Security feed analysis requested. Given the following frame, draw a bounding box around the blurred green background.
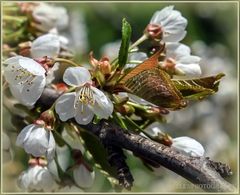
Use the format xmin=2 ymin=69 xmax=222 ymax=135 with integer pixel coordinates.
xmin=2 ymin=2 xmax=238 ymax=193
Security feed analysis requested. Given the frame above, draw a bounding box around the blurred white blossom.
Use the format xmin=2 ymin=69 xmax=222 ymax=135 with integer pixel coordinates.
xmin=162 ymin=43 xmax=201 ymax=78
xmin=3 ymin=56 xmax=46 ymax=106
xmin=55 ymin=67 xmax=113 ymax=125
xmin=31 ymin=33 xmax=61 ymax=58
xmin=32 ymin=3 xmax=68 ymax=32
xmin=18 ymin=165 xmax=58 ymax=192
xmin=16 ymin=124 xmax=55 ymax=160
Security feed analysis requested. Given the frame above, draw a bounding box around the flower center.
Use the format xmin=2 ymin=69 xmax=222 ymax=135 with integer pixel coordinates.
xmin=162 ymin=57 xmax=176 ymax=69
xmin=74 ymin=84 xmax=95 ymax=110
xmin=11 ymin=65 xmax=36 ymax=92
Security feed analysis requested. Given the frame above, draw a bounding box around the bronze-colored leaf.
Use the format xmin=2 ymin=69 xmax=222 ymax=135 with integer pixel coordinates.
xmin=119 ymin=48 xmax=164 ymax=84
xmin=172 ymin=73 xmax=225 ymax=100
xmin=120 ymin=68 xmax=187 ymax=110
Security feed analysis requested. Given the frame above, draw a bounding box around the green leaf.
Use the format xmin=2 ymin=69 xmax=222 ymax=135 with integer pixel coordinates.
xmin=79 ymin=127 xmax=119 ymax=182
xmin=118 ymin=18 xmax=132 ymax=69
xmin=173 ymin=73 xmax=225 ymax=100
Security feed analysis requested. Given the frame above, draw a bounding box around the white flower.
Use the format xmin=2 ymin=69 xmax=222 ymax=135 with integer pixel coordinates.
xmin=3 ymin=56 xmax=46 ymax=106
xmin=55 ymin=67 xmax=113 ymax=125
xmin=163 ymin=43 xmax=201 ymax=77
xmin=73 ymin=164 xmax=95 ymax=188
xmin=18 ymin=165 xmax=58 ymax=192
xmin=32 ymin=3 xmax=68 ymax=32
xmin=31 ymin=34 xmax=61 ymax=58
xmin=150 ymin=6 xmax=187 ymax=42
xmin=16 ymin=124 xmax=56 ymax=160
xmin=172 ymin=136 xmax=205 ymax=157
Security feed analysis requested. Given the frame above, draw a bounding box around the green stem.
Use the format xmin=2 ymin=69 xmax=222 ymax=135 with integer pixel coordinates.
xmin=54 ymin=58 xmax=80 ymax=67
xmin=128 ymin=34 xmax=148 ymax=51
xmin=112 ymin=111 xmax=128 ymax=130
xmin=124 ymin=115 xmax=153 ymax=139
xmin=127 ymin=101 xmax=149 ymax=111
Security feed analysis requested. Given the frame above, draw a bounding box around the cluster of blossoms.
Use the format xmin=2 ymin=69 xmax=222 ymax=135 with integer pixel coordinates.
xmin=3 ymin=3 xmax=207 ymax=192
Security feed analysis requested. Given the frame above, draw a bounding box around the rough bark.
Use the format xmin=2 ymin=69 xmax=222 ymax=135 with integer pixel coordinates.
xmin=38 ymin=88 xmax=237 ymax=192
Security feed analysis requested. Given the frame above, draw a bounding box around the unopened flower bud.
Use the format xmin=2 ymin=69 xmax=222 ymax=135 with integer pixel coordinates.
xmin=51 ymin=83 xmax=69 ymax=92
xmin=28 ymin=157 xmax=47 ymax=167
xmin=39 ymin=109 xmax=56 ymax=130
xmin=89 ymin=51 xmax=99 ymax=67
xmin=18 ymin=41 xmax=32 ymax=56
xmin=144 ymin=24 xmax=163 ymax=41
xmin=99 ymin=57 xmax=111 ymax=75
xmin=89 ymin=52 xmax=111 ymax=75
xmin=115 ymin=104 xmax=135 ymax=116
xmin=16 ymin=124 xmax=56 ymax=160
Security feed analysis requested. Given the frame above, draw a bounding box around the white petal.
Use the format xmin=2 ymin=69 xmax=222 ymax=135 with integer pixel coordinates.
xmin=150 ymin=6 xmax=174 ymax=24
xmin=56 ymin=145 xmax=70 ymax=172
xmin=31 ymin=34 xmax=61 ymax=58
xmin=47 ymin=160 xmax=60 ymax=181
xmin=74 ymin=103 xmax=94 ymax=125
xmin=163 ymin=30 xmax=187 ymax=42
xmin=63 ymin=67 xmax=91 ymax=87
xmin=91 ymin=87 xmax=113 ymax=119
xmin=16 ymin=124 xmax=35 ymax=147
xmin=166 ymin=42 xmax=190 ymax=58
xmin=17 ymin=170 xmax=31 ymax=190
xmin=55 ymin=92 xmax=76 ymax=121
xmin=23 ymin=126 xmax=50 ymax=157
xmin=172 ymin=136 xmax=205 ymax=157
xmin=175 ymin=63 xmax=202 ymax=77
xmin=10 ymin=75 xmax=46 ymax=106
xmin=4 ymin=56 xmax=45 ymax=85
xmin=73 ymin=165 xmax=95 ymax=188
xmin=46 ymin=132 xmax=56 ymax=160
xmin=19 ymin=58 xmax=46 ymax=75
xmin=178 ymin=55 xmax=201 ymax=64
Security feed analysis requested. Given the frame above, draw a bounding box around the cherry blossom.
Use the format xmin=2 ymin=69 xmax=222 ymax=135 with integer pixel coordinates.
xmin=149 ymin=5 xmax=187 ymax=42
xmin=55 ymin=67 xmax=113 ymax=125
xmin=18 ymin=164 xmax=58 ymax=192
xmin=162 ymin=42 xmax=201 ymax=77
xmin=3 ymin=56 xmax=46 ymax=106
xmin=16 ymin=124 xmax=56 ymax=160
xmin=31 ymin=33 xmax=61 ymax=58
xmin=32 ymin=3 xmax=68 ymax=32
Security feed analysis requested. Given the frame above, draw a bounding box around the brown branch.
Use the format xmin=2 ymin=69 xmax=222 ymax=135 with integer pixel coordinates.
xmin=38 ymin=88 xmax=237 ymax=192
